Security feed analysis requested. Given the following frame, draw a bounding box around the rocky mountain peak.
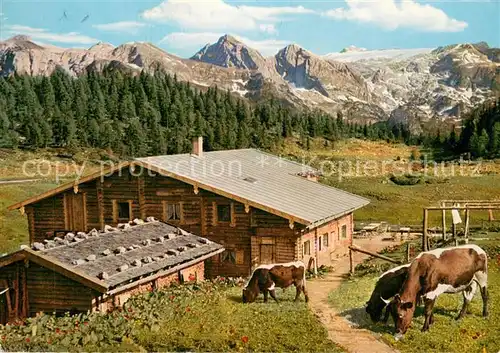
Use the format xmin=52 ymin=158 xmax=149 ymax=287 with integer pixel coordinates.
xmin=217 ymin=34 xmax=241 ymax=45
xmin=6 ymin=35 xmax=32 ymax=42
xmin=89 ymin=42 xmax=115 ymax=51
xmin=190 ymin=34 xmax=266 ymax=71
xmin=1 ymin=35 xmax=44 ymax=50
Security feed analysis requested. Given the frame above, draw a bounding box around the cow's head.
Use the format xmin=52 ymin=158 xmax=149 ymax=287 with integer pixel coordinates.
xmin=365 ymin=295 xmax=390 ymax=322
xmin=393 ymin=294 xmax=415 ymax=339
xmin=242 ymin=287 xmax=258 ymax=303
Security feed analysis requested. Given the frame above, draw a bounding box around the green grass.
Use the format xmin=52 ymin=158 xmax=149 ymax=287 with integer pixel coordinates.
xmin=0 ymin=182 xmax=58 ymax=254
xmin=328 ymin=240 xmax=500 ymax=353
xmin=0 ymin=281 xmax=342 ymax=352
xmin=325 ymin=175 xmax=500 ymax=226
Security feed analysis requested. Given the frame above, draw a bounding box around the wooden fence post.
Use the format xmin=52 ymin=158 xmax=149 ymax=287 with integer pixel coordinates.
xmin=406 ymin=243 xmax=411 ymax=262
xmin=423 ymin=208 xmax=429 ymax=251
xmin=349 ymin=249 xmax=354 ymax=275
xmin=464 ymin=209 xmax=470 ymax=244
xmin=441 ymin=206 xmax=446 ymax=241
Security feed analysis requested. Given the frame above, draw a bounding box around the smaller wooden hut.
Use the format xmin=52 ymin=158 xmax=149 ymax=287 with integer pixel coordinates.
xmin=0 ymin=218 xmax=224 ymax=324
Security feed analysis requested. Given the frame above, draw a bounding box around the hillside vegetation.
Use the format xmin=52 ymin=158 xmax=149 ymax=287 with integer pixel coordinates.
xmin=0 ymin=280 xmax=341 ymax=352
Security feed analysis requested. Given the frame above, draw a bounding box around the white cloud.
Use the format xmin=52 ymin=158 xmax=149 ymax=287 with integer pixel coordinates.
xmin=93 ymin=21 xmax=147 ymax=34
xmin=142 ymin=0 xmax=313 ymax=32
xmin=6 ymin=25 xmax=99 ymax=44
xmin=323 ymin=0 xmax=468 ymax=32
xmin=161 ymin=32 xmax=290 ymax=56
xmin=259 ymin=24 xmax=277 ymax=35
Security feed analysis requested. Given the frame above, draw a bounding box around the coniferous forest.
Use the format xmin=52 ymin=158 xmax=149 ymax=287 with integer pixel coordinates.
xmin=0 ymin=69 xmax=405 ymax=157
xmin=0 ymin=68 xmax=498 ymax=159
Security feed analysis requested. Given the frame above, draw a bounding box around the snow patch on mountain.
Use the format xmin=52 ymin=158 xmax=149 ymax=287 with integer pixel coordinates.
xmin=325 ymin=48 xmax=433 ymax=62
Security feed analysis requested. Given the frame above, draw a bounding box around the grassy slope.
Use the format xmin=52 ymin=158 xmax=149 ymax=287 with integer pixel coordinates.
xmin=325 ymin=175 xmax=500 ymax=225
xmin=0 ymin=182 xmax=58 ymax=253
xmin=0 ymin=148 xmax=102 ymax=253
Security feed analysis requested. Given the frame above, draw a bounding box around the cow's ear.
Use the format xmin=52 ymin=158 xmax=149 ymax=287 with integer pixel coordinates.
xmin=394 ymin=294 xmax=401 ymax=303
xmin=402 ymin=302 xmax=413 ymax=310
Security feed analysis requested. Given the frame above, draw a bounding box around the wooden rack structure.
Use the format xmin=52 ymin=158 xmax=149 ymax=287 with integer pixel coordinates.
xmin=422 ymin=200 xmax=500 ymax=251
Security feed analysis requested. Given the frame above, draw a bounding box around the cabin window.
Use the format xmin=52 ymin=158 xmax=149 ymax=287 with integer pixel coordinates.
xmin=341 ymin=225 xmax=347 ymax=239
xmin=221 ymin=250 xmax=236 ymax=264
xmin=118 ymin=202 xmax=130 ymax=219
xmin=113 ymin=200 xmax=133 ymax=223
xmin=303 ymin=240 xmax=311 ymax=256
xmin=217 ymin=204 xmax=231 ymax=222
xmin=323 ymin=233 xmax=329 ymax=248
xmin=166 ymin=203 xmax=181 ymax=221
xmin=318 ymin=236 xmax=322 ymax=251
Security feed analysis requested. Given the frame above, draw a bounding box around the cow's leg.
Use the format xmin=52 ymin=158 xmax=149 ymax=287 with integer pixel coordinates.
xmin=474 ymin=271 xmax=488 ymax=317
xmin=457 ymin=281 xmax=477 ymax=320
xmin=382 ymin=304 xmax=391 ymax=324
xmin=269 ymin=289 xmax=279 ymax=303
xmin=303 ymin=285 xmax=309 ymax=303
xmin=294 ymin=284 xmax=301 ymax=302
xmin=263 ymin=289 xmax=269 ymax=303
xmin=422 ymin=298 xmax=435 ymax=332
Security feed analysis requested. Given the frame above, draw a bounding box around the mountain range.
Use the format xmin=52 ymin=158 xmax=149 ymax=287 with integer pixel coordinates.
xmin=1 ymin=34 xmax=499 ymax=131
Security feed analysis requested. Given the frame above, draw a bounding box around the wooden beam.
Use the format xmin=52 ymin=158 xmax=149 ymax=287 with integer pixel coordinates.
xmin=200 ymin=197 xmax=206 ymax=236
xmin=426 ymin=206 xmax=500 ymax=211
xmin=423 ymin=208 xmax=429 ymax=251
xmin=212 ymin=201 xmax=217 ymax=226
xmin=82 ymin=192 xmax=88 ymax=231
xmin=137 ymin=176 xmax=146 ymax=219
xmin=0 ymin=251 xmax=26 ymax=268
xmin=349 ymin=248 xmax=354 ymax=274
xmin=464 ymin=209 xmax=470 ymax=244
xmin=97 ymin=180 xmax=105 ymax=230
xmin=349 ymin=245 xmax=402 ymax=265
xmin=26 ymin=207 xmax=35 ymax=245
xmin=441 ymin=201 xmax=446 ymax=241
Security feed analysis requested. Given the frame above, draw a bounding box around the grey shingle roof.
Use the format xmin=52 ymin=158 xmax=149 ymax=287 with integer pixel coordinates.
xmin=33 ymin=219 xmax=224 ymax=289
xmin=137 ymin=149 xmax=369 ymax=227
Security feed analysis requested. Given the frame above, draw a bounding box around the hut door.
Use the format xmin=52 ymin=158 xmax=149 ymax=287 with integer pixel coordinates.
xmin=259 ymin=237 xmax=275 ymax=264
xmin=0 ymin=288 xmax=7 ymax=325
xmin=65 ymin=193 xmax=87 ymax=231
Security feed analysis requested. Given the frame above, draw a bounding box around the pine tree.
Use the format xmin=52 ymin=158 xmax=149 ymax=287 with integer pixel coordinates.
xmin=125 ymin=118 xmax=147 ymax=157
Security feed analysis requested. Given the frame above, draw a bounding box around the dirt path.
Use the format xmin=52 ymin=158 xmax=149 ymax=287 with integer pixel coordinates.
xmin=307 ymin=236 xmax=399 ymax=353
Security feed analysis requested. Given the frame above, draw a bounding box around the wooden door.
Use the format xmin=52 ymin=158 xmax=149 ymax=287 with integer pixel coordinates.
xmin=0 ymin=290 xmax=7 ymax=325
xmin=260 ymin=244 xmax=274 ymax=264
xmin=65 ymin=193 xmax=87 ymax=231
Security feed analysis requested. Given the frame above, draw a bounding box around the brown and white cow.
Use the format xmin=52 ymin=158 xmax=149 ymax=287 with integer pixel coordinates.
xmin=242 ymin=261 xmax=308 ymax=303
xmin=394 ymin=244 xmax=488 ymax=340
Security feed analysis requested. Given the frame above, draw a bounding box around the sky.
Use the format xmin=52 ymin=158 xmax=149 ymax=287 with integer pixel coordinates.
xmin=0 ymin=0 xmax=498 ymax=57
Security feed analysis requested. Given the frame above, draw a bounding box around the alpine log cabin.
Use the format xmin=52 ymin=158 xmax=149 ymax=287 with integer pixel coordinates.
xmin=7 ymin=137 xmax=369 ymax=278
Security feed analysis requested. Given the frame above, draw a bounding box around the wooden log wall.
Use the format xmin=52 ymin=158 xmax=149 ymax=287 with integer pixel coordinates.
xmin=32 ymin=195 xmax=66 ymax=243
xmin=26 ymin=263 xmax=94 ymax=316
